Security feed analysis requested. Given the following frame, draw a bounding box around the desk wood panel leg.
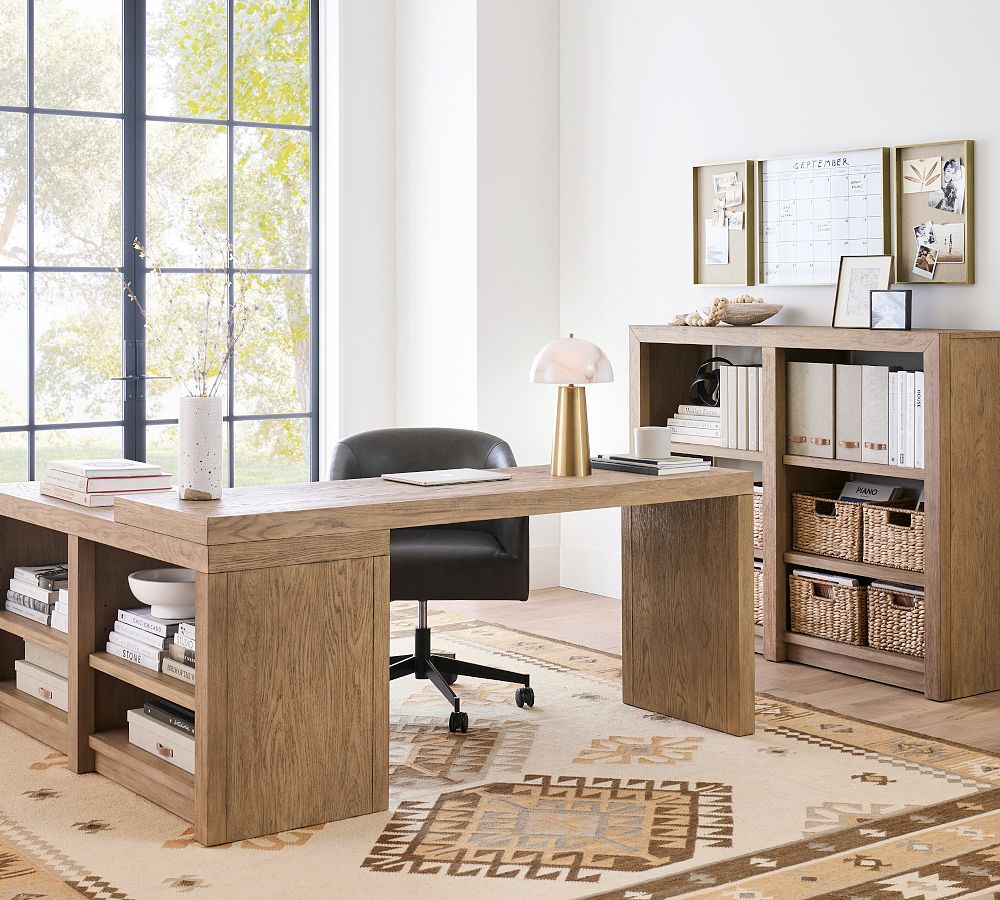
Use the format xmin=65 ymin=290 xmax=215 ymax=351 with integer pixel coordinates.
xmin=372 ymin=554 xmax=390 ymax=813
xmin=622 ymin=495 xmax=754 ymax=736
xmin=68 ymin=535 xmax=96 ymax=773
xmin=195 ymin=556 xmax=381 ymax=845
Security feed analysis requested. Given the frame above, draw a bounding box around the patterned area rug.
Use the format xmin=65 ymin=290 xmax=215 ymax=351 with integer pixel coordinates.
xmin=2 ymin=605 xmax=1000 ymax=899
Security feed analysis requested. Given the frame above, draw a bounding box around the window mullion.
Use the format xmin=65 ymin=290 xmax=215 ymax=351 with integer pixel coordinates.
xmin=26 ymin=0 xmax=35 ymax=479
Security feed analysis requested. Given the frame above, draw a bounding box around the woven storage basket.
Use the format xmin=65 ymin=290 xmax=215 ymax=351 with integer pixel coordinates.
xmin=792 ymin=492 xmax=863 ymax=561
xmin=753 ymin=487 xmax=764 ymax=552
xmin=867 ymin=584 xmax=925 ymax=657
xmin=788 ymin=573 xmax=867 ymax=645
xmin=863 ymin=503 xmax=925 ymax=573
xmin=753 ymin=566 xmax=764 ymax=626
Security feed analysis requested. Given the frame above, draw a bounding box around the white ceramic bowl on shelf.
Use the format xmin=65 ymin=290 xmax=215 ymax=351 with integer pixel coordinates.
xmin=128 ymin=568 xmax=196 ymax=619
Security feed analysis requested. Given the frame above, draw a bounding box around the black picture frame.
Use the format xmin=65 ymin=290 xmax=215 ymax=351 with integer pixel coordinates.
xmin=870 ymin=289 xmax=912 ymax=330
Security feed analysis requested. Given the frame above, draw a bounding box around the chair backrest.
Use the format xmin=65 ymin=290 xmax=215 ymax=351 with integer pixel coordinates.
xmin=329 ymin=427 xmax=517 ymax=480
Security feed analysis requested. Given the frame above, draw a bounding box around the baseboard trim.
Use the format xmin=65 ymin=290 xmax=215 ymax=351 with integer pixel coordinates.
xmin=559 ymin=544 xmax=621 ymax=599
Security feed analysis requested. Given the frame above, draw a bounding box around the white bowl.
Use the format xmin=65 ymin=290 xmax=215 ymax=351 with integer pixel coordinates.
xmin=128 ymin=568 xmax=196 ymax=619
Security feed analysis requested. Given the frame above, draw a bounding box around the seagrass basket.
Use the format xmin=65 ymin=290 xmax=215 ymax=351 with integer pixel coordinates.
xmin=792 ymin=492 xmax=863 ymax=561
xmin=753 ymin=486 xmax=764 ymax=552
xmin=788 ymin=573 xmax=867 ymax=645
xmin=867 ymin=584 xmax=925 ymax=657
xmin=753 ymin=565 xmax=763 ymax=626
xmin=863 ymin=502 xmax=925 ymax=573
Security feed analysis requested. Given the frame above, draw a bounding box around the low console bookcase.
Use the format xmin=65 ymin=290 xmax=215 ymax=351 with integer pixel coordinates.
xmin=630 ymin=324 xmax=1000 ymax=700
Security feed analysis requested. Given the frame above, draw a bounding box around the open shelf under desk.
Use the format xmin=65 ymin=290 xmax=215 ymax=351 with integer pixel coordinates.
xmin=90 ymin=728 xmax=194 ymax=823
xmin=90 ymin=652 xmax=195 ymax=711
xmin=674 ymin=444 xmax=763 ymax=462
xmin=0 ymin=679 xmax=67 ymax=752
xmin=0 ymin=610 xmax=68 ymax=653
xmin=783 ymin=454 xmax=925 ymax=480
xmin=782 ymin=631 xmax=925 ymax=692
xmin=783 ymin=551 xmax=925 ymax=588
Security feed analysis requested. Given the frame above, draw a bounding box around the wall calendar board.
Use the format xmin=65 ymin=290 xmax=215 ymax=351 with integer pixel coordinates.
xmin=758 ymin=147 xmax=890 ymax=286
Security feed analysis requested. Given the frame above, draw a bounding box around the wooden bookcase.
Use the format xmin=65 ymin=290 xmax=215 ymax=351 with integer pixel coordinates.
xmin=630 ymin=325 xmax=1000 ymax=700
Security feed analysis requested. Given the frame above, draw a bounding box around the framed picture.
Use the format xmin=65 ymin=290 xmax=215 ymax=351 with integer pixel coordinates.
xmin=870 ymin=289 xmax=912 ymax=330
xmin=832 ymin=255 xmax=894 ymax=328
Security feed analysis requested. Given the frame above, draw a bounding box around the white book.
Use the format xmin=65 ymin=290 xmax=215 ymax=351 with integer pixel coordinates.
xmin=46 ymin=459 xmax=161 ymax=479
xmin=108 ymin=630 xmax=167 ymax=663
xmin=53 ymin=600 xmax=69 ymax=616
xmin=12 ymin=564 xmax=68 ymax=589
xmin=718 ymin=373 xmax=729 ymax=449
xmin=726 ymin=366 xmax=738 ymax=449
xmin=162 ymin=657 xmax=196 ymax=685
xmin=40 ymin=483 xmax=115 ymax=507
xmin=177 ymin=622 xmax=196 ymax=641
xmin=9 ymin=578 xmax=59 ymax=604
xmin=757 ymin=371 xmax=765 ymax=452
xmin=5 ymin=601 xmax=50 ymax=625
xmin=666 ymin=417 xmax=720 ymax=431
xmin=173 ymin=633 xmax=196 ymax=652
xmin=904 ymin=372 xmax=916 ymax=469
xmin=43 ymin=468 xmax=173 ymax=493
xmin=677 ymin=405 xmax=720 ymax=418
xmin=914 ymin=371 xmax=925 ymax=469
xmin=58 ymin=588 xmax=69 ymax=605
xmin=113 ymin=620 xmax=173 ymax=650
xmin=669 ymin=425 xmax=722 ymax=437
xmin=888 ymin=372 xmax=899 ymax=466
xmin=50 ymin=611 xmax=69 ymax=633
xmin=117 ymin=608 xmax=192 ymax=638
xmin=671 ymin=433 xmax=721 ymax=446
xmin=105 ymin=640 xmax=162 ymax=672
xmin=747 ymin=368 xmax=759 ymax=452
xmin=736 ymin=367 xmax=748 ymax=451
xmin=791 ymin=568 xmax=860 ymax=587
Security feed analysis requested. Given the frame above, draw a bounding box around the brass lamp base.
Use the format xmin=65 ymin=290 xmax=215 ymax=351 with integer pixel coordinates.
xmin=551 ymin=385 xmax=592 ymax=476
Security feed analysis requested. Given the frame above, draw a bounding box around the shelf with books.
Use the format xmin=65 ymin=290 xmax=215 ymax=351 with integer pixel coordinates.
xmin=90 ymin=651 xmax=195 ymax=711
xmin=674 ymin=444 xmax=763 ymax=462
xmin=782 ymin=631 xmax=924 ymax=691
xmin=783 ymin=551 xmax=924 ymax=589
xmin=0 ymin=678 xmax=67 ymax=752
xmin=782 ymin=454 xmax=924 ymax=480
xmin=89 ymin=728 xmax=194 ymax=823
xmin=0 ymin=609 xmax=68 ymax=653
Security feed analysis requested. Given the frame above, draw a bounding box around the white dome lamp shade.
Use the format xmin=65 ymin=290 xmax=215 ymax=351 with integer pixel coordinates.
xmin=529 ymin=334 xmax=614 ymax=476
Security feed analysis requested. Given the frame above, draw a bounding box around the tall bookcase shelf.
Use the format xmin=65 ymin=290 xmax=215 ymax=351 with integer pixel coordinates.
xmin=631 ymin=324 xmax=1000 ymax=701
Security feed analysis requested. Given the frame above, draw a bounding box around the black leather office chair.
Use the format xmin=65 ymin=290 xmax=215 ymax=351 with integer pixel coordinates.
xmin=329 ymin=428 xmax=533 ymax=733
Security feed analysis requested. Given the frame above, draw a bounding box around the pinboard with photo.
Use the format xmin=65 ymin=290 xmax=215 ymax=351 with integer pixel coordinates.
xmin=893 ymin=139 xmax=974 ymax=284
xmin=692 ymin=160 xmax=755 ymax=286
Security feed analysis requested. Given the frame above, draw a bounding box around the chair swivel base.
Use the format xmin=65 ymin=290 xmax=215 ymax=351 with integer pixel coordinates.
xmin=390 ymin=625 xmax=534 ymax=733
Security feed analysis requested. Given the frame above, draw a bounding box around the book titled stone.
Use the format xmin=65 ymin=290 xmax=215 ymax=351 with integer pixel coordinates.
xmin=105 ymin=640 xmax=162 ymax=672
xmin=7 ymin=589 xmax=55 ymax=615
xmin=108 ymin=630 xmax=167 ymax=661
xmin=117 ymin=608 xmax=192 ymax=638
xmin=166 ymin=643 xmax=195 ymax=666
xmin=114 ymin=620 xmax=172 ymax=650
xmin=143 ymin=699 xmax=195 ymax=737
xmin=162 ymin=657 xmax=195 ymax=685
xmin=5 ymin=600 xmax=50 ymax=625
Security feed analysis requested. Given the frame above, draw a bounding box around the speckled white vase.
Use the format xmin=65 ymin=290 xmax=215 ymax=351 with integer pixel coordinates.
xmin=178 ymin=396 xmax=223 ymax=501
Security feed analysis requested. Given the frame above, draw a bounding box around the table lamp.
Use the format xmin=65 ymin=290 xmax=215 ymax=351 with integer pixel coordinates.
xmin=530 ymin=334 xmax=613 ymax=476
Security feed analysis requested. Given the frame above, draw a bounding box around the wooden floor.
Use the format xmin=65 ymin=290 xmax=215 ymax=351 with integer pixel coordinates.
xmin=448 ymin=587 xmax=1000 ymax=753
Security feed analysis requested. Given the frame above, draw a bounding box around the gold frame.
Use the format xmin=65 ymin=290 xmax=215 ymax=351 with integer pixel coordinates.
xmin=892 ymin=139 xmax=974 ymax=285
xmin=757 ymin=147 xmax=891 ymax=285
xmin=692 ymin=160 xmax=755 ymax=286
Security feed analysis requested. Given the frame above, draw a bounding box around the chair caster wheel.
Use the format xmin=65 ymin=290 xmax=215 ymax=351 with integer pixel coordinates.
xmin=444 ymin=671 xmax=458 ymax=686
xmin=449 ymin=711 xmax=468 ymax=733
xmin=515 ymin=687 xmax=534 ymax=708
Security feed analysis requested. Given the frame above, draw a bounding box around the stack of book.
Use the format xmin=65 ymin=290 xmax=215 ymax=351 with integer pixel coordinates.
xmin=592 ymin=453 xmax=711 ymax=476
xmin=105 ymin=608 xmax=193 ymax=680
xmin=667 ymin=403 xmax=723 ymax=447
xmin=164 ymin=623 xmax=196 ymax=686
xmin=40 ymin=459 xmax=173 ymax=508
xmin=15 ymin=639 xmax=69 ymax=711
xmin=5 ymin=564 xmax=67 ymax=630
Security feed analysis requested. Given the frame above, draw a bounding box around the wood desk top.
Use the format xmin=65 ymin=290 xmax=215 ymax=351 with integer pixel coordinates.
xmin=111 ymin=465 xmax=753 ymax=545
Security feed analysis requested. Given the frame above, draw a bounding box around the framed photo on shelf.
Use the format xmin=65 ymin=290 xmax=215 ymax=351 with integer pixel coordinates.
xmin=893 ymin=139 xmax=974 ymax=284
xmin=870 ymin=289 xmax=912 ymax=330
xmin=832 ymin=255 xmax=893 ymax=328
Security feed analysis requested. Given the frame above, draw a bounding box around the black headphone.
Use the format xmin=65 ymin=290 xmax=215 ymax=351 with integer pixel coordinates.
xmin=688 ymin=357 xmax=733 ymax=408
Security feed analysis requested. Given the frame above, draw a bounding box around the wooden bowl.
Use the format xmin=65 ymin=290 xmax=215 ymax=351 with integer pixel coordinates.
xmin=719 ymin=302 xmax=783 ymax=326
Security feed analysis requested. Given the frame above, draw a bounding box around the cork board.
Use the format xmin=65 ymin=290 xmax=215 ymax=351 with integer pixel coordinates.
xmin=692 ymin=160 xmax=755 ymax=286
xmin=893 ymin=140 xmax=974 ymax=285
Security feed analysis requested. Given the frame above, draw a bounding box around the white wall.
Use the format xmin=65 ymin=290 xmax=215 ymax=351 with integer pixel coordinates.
xmin=559 ymin=0 xmax=1000 ymax=597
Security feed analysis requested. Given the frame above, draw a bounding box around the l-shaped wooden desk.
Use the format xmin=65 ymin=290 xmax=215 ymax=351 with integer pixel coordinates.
xmin=0 ymin=466 xmax=754 ymax=845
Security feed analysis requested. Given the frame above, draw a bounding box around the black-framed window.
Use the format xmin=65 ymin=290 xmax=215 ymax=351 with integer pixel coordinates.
xmin=0 ymin=0 xmax=319 ymax=486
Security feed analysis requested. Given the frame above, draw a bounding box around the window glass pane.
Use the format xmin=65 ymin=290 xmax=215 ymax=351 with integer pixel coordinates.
xmin=146 ymin=422 xmax=228 ymax=485
xmin=0 ymin=112 xmax=28 ymax=265
xmin=234 ymin=274 xmax=308 ymax=415
xmin=233 ymin=0 xmax=310 ymax=125
xmin=34 ymin=0 xmax=122 ymax=113
xmin=233 ymin=126 xmax=309 ymax=269
xmin=147 ymin=0 xmax=228 ymax=119
xmin=34 ymin=114 xmax=122 ymax=266
xmin=234 ymin=418 xmax=309 ymax=486
xmin=36 ymin=425 xmax=123 ymax=474
xmin=34 ymin=272 xmax=122 ymax=424
xmin=0 ymin=273 xmax=28 ymax=426
xmin=0 ymin=431 xmax=28 ymax=482
xmin=0 ymin=0 xmax=27 ymax=106
xmin=146 ymin=121 xmax=226 ymax=266
xmin=143 ymin=272 xmax=230 ymax=420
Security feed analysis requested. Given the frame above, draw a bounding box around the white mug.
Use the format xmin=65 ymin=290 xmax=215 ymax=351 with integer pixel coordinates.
xmin=634 ymin=426 xmax=672 ymax=459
